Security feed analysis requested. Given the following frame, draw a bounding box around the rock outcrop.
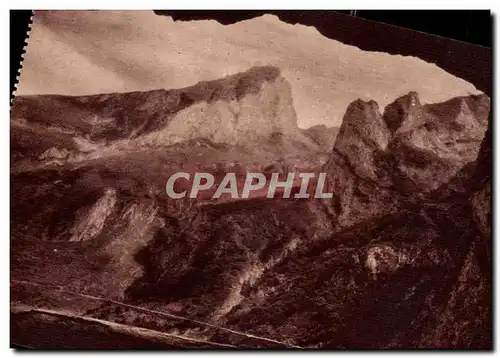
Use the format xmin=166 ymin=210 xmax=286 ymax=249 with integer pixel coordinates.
xmin=325 ymin=92 xmax=490 ymax=227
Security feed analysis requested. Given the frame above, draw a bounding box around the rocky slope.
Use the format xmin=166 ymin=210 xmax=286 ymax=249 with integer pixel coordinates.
xmin=216 ymin=123 xmax=492 ymax=348
xmin=10 ymin=68 xmax=491 ymax=348
xmin=12 ymin=116 xmax=490 ymax=348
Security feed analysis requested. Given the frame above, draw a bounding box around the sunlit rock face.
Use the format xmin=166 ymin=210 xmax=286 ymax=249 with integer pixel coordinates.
xmin=154 ymin=67 xmax=316 ymax=151
xmin=11 ymin=66 xmax=325 ymax=173
xmin=69 ymin=188 xmax=117 ymax=243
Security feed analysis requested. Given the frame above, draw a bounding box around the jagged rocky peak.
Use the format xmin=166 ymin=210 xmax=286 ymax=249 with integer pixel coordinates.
xmin=425 ymin=93 xmax=490 ymax=125
xmin=383 ymin=91 xmax=490 ymax=140
xmin=383 ymin=91 xmax=424 ymax=134
xmin=388 ymin=92 xmax=490 ymax=174
xmin=332 ymin=91 xmax=490 ymax=172
xmin=331 ymin=98 xmax=390 ymax=182
xmin=382 ymin=91 xmax=490 ymax=191
xmin=335 ymin=99 xmax=390 ymax=151
xmin=325 ymin=91 xmax=490 ymax=229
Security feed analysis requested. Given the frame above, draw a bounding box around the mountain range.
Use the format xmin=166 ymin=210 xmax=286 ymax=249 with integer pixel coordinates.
xmin=10 ymin=66 xmax=491 ymax=348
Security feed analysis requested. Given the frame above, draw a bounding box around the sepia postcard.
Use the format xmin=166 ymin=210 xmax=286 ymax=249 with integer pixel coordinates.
xmin=10 ymin=10 xmax=492 ymax=349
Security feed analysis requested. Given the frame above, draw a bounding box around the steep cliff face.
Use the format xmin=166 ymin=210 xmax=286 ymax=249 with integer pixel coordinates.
xmin=334 ymin=99 xmax=391 ymax=181
xmin=158 ymin=73 xmax=305 ymax=148
xmin=11 ymin=66 xmax=319 ymax=169
xmin=325 ymin=92 xmax=490 ymax=227
xmin=324 ymin=99 xmax=396 ymax=227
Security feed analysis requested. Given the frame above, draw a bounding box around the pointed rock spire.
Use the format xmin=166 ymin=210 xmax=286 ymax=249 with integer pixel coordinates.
xmin=332 ymin=99 xmax=390 ymax=182
xmin=383 ymin=91 xmax=423 ymax=134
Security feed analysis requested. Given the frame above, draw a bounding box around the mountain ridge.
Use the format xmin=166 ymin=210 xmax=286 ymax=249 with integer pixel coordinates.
xmin=10 ymin=64 xmax=492 ymax=348
xmin=11 ymin=66 xmax=330 ymax=169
